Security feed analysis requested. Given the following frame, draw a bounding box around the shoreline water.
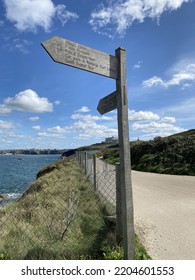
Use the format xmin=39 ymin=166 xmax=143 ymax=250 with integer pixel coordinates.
xmin=0 ymin=193 xmax=22 ymax=209
xmin=0 ymin=154 xmax=60 ymax=209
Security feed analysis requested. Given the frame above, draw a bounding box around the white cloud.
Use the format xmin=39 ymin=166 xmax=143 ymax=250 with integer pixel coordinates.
xmin=72 ymin=120 xmax=118 ymax=139
xmin=75 ymin=106 xmax=91 ymax=113
xmin=32 ymin=125 xmax=41 ymax=130
xmin=37 ymin=132 xmax=65 ymax=138
xmin=74 ymin=133 xmax=92 ymax=140
xmin=4 ymin=89 xmax=53 ymax=113
xmin=89 ymin=0 xmax=190 ymax=36
xmin=70 ymin=109 xmax=182 ymax=140
xmin=69 ymin=111 xmax=117 ymax=139
xmin=54 ymin=100 xmax=61 ymax=105
xmin=6 ymin=132 xmax=24 ymax=138
xmin=143 ymin=63 xmax=195 ymax=88
xmin=2 ymin=37 xmax=32 ymax=55
xmin=181 ymin=83 xmax=192 ymax=90
xmin=47 ymin=126 xmax=66 ymax=133
xmin=132 ymin=121 xmax=185 ymax=135
xmin=55 ymin=4 xmax=78 ymax=26
xmin=0 ymin=120 xmax=15 ymax=129
xmin=0 ymin=105 xmax=11 ymax=114
xmin=142 ymin=76 xmax=165 ymax=88
xmin=133 ymin=61 xmax=142 ymax=70
xmin=29 ymin=116 xmax=40 ymax=121
xmin=129 ymin=110 xmax=160 ymax=121
xmin=12 ymin=38 xmax=32 ymax=54
xmin=128 ymin=108 xmax=185 ymax=139
xmin=71 ymin=113 xmax=114 ymax=122
xmin=161 ymin=117 xmax=176 ymax=123
xmin=30 ymin=109 xmax=117 ymax=143
xmin=34 ymin=125 xmax=68 ymax=141
xmin=3 ymin=0 xmax=78 ymax=32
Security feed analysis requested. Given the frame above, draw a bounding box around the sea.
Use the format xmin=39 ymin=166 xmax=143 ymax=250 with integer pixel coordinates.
xmin=0 ymin=154 xmax=59 ymax=207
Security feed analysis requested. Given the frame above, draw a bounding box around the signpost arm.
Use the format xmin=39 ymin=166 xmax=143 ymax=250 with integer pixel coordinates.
xmin=115 ymin=47 xmax=135 ymax=260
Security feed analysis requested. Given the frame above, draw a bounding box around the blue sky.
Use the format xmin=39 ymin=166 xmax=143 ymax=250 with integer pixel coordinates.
xmin=0 ymin=0 xmax=195 ymax=149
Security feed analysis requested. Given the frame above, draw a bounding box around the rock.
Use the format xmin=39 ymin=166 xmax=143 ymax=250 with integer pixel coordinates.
xmin=0 ymin=194 xmax=8 ymax=201
xmin=36 ymin=165 xmax=56 ymax=179
xmin=61 ymin=149 xmax=76 ymax=159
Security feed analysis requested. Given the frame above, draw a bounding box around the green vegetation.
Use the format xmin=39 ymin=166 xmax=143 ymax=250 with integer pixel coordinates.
xmin=0 ymin=158 xmax=105 ymax=259
xmin=91 ymin=130 xmax=195 ymax=175
xmin=0 ymin=157 xmax=150 ymax=260
xmin=102 ymin=233 xmax=151 ymax=260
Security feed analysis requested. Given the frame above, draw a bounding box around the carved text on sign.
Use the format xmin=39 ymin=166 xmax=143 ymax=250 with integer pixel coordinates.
xmin=42 ymin=36 xmax=118 ymax=79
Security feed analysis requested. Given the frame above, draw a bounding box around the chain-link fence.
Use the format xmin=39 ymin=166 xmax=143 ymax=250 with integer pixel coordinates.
xmin=75 ymin=151 xmax=123 ymax=244
xmin=0 ymin=157 xmax=119 ymax=260
xmin=76 ymin=151 xmax=117 ymax=216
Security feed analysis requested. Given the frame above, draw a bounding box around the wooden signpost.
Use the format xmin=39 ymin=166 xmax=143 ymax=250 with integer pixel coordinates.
xmin=97 ymin=91 xmax=117 ymax=115
xmin=42 ymin=36 xmax=118 ymax=80
xmin=42 ymin=36 xmax=134 ymax=260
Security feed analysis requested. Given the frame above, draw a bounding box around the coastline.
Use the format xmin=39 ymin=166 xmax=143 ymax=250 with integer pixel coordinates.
xmin=0 ymin=154 xmax=60 ymax=209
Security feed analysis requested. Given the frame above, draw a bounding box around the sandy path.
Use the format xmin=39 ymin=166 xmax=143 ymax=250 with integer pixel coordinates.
xmin=132 ymin=171 xmax=195 ymax=260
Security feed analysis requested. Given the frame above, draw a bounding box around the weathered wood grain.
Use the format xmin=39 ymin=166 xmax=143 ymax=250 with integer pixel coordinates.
xmin=116 ymin=47 xmax=135 ymax=260
xmin=97 ymin=91 xmax=117 ymax=115
xmin=42 ymin=36 xmax=118 ymax=79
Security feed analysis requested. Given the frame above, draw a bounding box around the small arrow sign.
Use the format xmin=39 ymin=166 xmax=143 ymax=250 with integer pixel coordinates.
xmin=97 ymin=91 xmax=117 ymax=115
xmin=41 ymin=36 xmax=118 ymax=79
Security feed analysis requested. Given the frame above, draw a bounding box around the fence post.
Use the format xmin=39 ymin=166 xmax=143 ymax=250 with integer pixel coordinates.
xmin=93 ymin=155 xmax=97 ymax=190
xmin=84 ymin=152 xmax=87 ymax=175
xmin=81 ymin=151 xmax=84 ymax=167
xmin=116 ymin=163 xmax=123 ymax=243
xmin=80 ymin=152 xmax=82 ymax=166
xmin=78 ymin=151 xmax=80 ymax=163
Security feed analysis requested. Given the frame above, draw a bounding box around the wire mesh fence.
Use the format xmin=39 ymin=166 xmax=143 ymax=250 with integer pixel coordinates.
xmin=0 ymin=157 xmax=118 ymax=260
xmin=76 ymin=151 xmax=117 ymax=216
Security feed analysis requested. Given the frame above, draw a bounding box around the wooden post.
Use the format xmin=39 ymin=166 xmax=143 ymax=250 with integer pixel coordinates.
xmin=81 ymin=152 xmax=84 ymax=168
xmin=85 ymin=152 xmax=87 ymax=175
xmin=93 ymin=154 xmax=97 ymax=190
xmin=115 ymin=47 xmax=135 ymax=259
xmin=115 ymin=163 xmax=123 ymax=243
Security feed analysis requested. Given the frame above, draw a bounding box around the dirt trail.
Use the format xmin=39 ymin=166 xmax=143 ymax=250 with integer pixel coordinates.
xmin=132 ymin=171 xmax=195 ymax=260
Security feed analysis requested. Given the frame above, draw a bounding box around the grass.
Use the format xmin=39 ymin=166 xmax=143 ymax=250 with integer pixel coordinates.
xmin=0 ymin=157 xmax=150 ymax=260
xmin=0 ymin=158 xmax=105 ymax=259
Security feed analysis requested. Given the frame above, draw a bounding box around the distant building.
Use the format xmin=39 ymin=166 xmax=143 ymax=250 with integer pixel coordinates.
xmin=103 ymin=136 xmax=118 ymax=143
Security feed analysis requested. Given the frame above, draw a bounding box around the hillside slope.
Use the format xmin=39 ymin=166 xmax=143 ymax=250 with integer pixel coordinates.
xmin=131 ymin=130 xmax=195 ymax=175
xmin=0 ymin=157 xmax=151 ymax=260
xmin=94 ymin=129 xmax=195 ymax=175
xmin=0 ymin=158 xmax=105 ymax=259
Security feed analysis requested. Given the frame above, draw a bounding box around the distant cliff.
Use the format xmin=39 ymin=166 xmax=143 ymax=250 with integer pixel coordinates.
xmin=0 ymin=149 xmax=66 ymax=155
